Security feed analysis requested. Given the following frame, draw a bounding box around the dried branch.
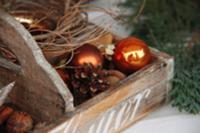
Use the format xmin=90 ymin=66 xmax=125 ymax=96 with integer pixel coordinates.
xmin=31 ymin=4 xmax=111 ymax=53
xmin=0 ymin=47 xmax=17 ymax=63
xmin=2 ymin=0 xmax=115 ymax=65
xmin=0 ymin=82 xmax=15 ymax=107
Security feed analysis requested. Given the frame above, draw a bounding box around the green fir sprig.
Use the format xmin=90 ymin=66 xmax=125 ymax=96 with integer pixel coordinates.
xmin=121 ymin=0 xmax=200 ymax=114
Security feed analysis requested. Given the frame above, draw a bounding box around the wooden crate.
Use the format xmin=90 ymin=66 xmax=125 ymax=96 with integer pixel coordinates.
xmin=0 ymin=8 xmax=174 ymax=133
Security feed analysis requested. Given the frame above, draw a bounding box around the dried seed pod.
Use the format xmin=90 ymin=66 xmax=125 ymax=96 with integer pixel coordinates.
xmin=0 ymin=106 xmax=14 ymax=125
xmin=6 ymin=111 xmax=33 ymax=133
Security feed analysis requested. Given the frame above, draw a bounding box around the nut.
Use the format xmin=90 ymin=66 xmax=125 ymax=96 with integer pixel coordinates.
xmin=105 ymin=70 xmax=126 ymax=86
xmin=6 ymin=111 xmax=33 ymax=133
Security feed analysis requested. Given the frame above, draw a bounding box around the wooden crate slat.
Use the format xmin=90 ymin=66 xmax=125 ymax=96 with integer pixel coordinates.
xmin=0 ymin=8 xmax=74 ymax=121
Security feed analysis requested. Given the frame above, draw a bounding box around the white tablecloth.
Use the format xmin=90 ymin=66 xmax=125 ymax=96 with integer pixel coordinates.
xmin=124 ymin=104 xmax=200 ymax=133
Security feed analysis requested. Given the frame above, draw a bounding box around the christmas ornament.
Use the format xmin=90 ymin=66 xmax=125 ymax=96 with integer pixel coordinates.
xmin=11 ymin=12 xmax=56 ymax=35
xmin=71 ymin=44 xmax=104 ymax=68
xmin=0 ymin=106 xmax=14 ymax=125
xmin=6 ymin=111 xmax=33 ymax=133
xmin=113 ymin=37 xmax=151 ymax=73
xmin=70 ymin=64 xmax=110 ymax=105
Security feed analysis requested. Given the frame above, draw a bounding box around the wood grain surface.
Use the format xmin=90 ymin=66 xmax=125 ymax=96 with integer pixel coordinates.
xmin=0 ymin=8 xmax=74 ymax=121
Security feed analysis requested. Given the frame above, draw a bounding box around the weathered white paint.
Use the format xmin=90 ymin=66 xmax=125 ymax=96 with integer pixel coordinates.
xmin=96 ymin=113 xmax=106 ymax=133
xmin=114 ymin=102 xmax=128 ymax=129
xmin=88 ymin=124 xmax=95 ymax=133
xmin=51 ymin=89 xmax=151 ymax=133
xmin=71 ymin=115 xmax=82 ymax=133
xmin=121 ymin=102 xmax=132 ymax=126
xmin=129 ymin=89 xmax=151 ymax=120
xmin=49 ymin=121 xmax=68 ymax=133
xmin=63 ymin=116 xmax=75 ymax=133
xmin=0 ymin=82 xmax=15 ymax=106
xmin=102 ymin=111 xmax=115 ymax=133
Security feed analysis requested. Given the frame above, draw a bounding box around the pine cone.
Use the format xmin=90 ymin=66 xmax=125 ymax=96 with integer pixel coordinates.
xmin=70 ymin=64 xmax=110 ymax=105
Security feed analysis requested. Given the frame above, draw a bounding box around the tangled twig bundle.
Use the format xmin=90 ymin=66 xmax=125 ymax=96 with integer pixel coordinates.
xmin=34 ymin=5 xmax=111 ymax=52
xmin=0 ymin=0 xmax=116 ymax=65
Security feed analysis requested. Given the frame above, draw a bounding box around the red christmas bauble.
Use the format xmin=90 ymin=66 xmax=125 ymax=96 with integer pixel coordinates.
xmin=113 ymin=37 xmax=151 ymax=73
xmin=71 ymin=44 xmax=103 ymax=67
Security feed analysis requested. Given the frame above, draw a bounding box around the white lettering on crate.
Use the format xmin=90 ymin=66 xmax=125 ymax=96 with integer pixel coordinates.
xmin=51 ymin=89 xmax=151 ymax=133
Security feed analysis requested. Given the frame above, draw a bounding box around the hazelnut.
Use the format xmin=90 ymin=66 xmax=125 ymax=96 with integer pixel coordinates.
xmin=105 ymin=70 xmax=126 ymax=86
xmin=6 ymin=111 xmax=33 ymax=133
xmin=0 ymin=106 xmax=14 ymax=125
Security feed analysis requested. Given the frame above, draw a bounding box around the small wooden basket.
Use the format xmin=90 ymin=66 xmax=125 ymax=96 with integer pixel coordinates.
xmin=0 ymin=8 xmax=174 ymax=133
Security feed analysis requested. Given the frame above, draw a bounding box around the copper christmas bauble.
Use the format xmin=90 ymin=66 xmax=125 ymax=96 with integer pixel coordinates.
xmin=71 ymin=44 xmax=104 ymax=67
xmin=11 ymin=12 xmax=56 ymax=35
xmin=113 ymin=37 xmax=151 ymax=73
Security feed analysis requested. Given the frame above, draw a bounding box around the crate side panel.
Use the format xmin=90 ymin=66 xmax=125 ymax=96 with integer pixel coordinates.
xmin=47 ymin=79 xmax=170 ymax=133
xmin=42 ymin=59 xmax=172 ymax=133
